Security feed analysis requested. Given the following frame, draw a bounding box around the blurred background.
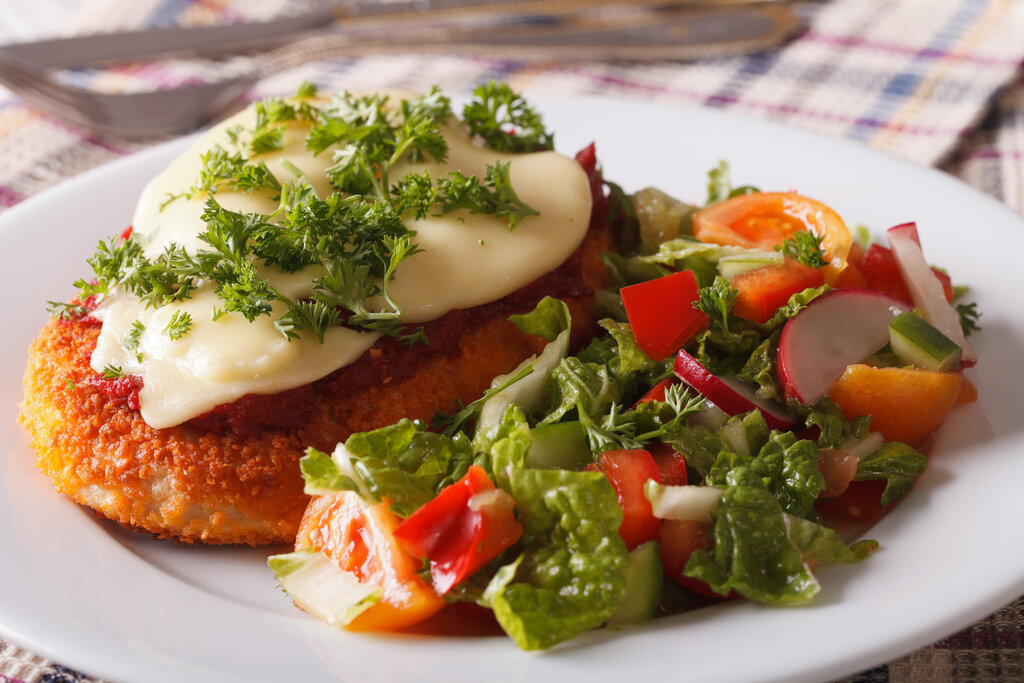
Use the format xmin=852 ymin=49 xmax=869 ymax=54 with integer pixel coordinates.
xmin=1 ymin=1 xmax=1023 ymax=682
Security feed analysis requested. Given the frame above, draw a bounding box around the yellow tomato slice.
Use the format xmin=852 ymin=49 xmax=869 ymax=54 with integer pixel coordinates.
xmin=296 ymin=491 xmax=446 ymax=631
xmin=827 ymin=364 xmax=961 ymax=446
xmin=693 ymin=192 xmax=852 ymax=285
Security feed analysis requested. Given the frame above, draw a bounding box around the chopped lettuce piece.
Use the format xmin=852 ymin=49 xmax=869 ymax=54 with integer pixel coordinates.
xmin=300 ymin=419 xmax=473 ymax=517
xmin=854 ymin=441 xmax=928 ymax=505
xmin=484 ymin=466 xmax=630 ymax=650
xmin=540 ymin=356 xmax=624 ymax=426
xmin=474 ymin=405 xmax=532 ymax=488
xmin=756 ymin=285 xmax=829 ymax=333
xmin=507 ymin=295 xmax=572 ymax=343
xmin=707 ymin=430 xmax=823 ymax=518
xmin=684 ymin=485 xmax=872 ymax=605
xmin=476 ymin=297 xmax=572 ymax=434
xmin=597 ymin=319 xmax=657 ymax=377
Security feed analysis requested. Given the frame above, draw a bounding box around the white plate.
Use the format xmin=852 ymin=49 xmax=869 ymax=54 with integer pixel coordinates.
xmin=1 ymin=96 xmax=1021 ymax=683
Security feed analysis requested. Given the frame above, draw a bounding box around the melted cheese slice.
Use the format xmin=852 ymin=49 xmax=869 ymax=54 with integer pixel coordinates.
xmin=90 ymin=93 xmax=592 ymax=429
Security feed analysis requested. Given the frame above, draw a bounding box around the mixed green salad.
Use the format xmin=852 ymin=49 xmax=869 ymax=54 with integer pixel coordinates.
xmin=268 ymin=94 xmax=980 ymax=651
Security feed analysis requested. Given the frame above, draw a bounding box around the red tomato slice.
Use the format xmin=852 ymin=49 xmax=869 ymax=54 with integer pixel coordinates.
xmin=814 ymin=479 xmax=889 ymax=528
xmin=296 ymin=491 xmax=446 ymax=631
xmin=597 ymin=449 xmax=663 ymax=550
xmin=647 ymin=441 xmax=689 ymax=487
xmin=634 ymin=378 xmax=677 ymax=407
xmin=621 ymin=270 xmax=706 ymax=361
xmin=859 ymin=243 xmax=954 ymax=305
xmin=731 ymin=257 xmax=825 ymax=324
xmin=394 ymin=465 xmax=523 ymax=595
xmin=693 ymin=191 xmax=852 ymax=284
xmin=658 ymin=518 xmax=724 ymax=599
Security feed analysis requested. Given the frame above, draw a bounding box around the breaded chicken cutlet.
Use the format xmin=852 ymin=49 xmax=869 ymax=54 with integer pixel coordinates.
xmin=19 ymin=85 xmax=618 ymax=545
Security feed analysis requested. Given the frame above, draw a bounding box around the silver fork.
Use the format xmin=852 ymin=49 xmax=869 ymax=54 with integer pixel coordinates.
xmin=0 ymin=0 xmax=799 ymax=139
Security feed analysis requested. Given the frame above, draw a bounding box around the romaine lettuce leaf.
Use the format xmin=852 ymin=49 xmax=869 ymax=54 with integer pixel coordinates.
xmin=507 ymin=295 xmax=572 ymax=342
xmin=473 ymin=405 xmax=532 ymax=488
xmin=756 ymin=285 xmax=828 ymax=333
xmin=804 ymin=397 xmax=871 ymax=449
xmin=539 ymin=356 xmax=623 ymax=426
xmin=484 ymin=466 xmax=630 ymax=650
xmin=683 ymin=485 xmax=872 ymax=605
xmin=475 ymin=297 xmax=572 ymax=434
xmin=854 ymin=441 xmax=928 ymax=505
xmin=707 ymin=430 xmax=823 ymax=518
xmin=299 ymin=418 xmax=473 ymax=517
xmin=662 ymin=409 xmax=768 ymax=479
xmin=597 ymin=318 xmax=657 ymax=377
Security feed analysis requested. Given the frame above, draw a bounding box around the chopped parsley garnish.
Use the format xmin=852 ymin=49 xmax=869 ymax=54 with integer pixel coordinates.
xmin=776 ymin=230 xmax=826 ymax=267
xmin=308 ymin=87 xmax=452 ymax=200
xmin=101 ymin=364 xmax=126 ymax=380
xmin=123 ymin=320 xmax=146 ymax=360
xmin=163 ymin=311 xmax=193 ymax=341
xmin=578 ymin=384 xmax=706 ymax=455
xmin=54 ymin=83 xmax=553 ymax=347
xmin=47 ymin=300 xmax=90 ymax=320
xmin=393 ymin=162 xmax=539 ymax=229
xmin=695 ymin=276 xmax=738 ymax=334
xmin=461 ymin=81 xmax=554 ymax=153
xmin=957 ymin=301 xmax=981 ymax=337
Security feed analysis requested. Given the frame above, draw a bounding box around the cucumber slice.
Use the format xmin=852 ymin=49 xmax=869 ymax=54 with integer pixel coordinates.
xmin=717 ymin=251 xmax=783 ymax=279
xmin=606 ymin=541 xmax=663 ymax=627
xmin=269 ymin=548 xmax=382 ymax=627
xmin=888 ymin=312 xmax=962 ymax=372
xmin=527 ymin=421 xmax=592 ymax=470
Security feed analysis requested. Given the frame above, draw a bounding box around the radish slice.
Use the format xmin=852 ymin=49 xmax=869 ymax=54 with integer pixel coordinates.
xmin=777 ymin=289 xmax=907 ymax=404
xmin=674 ymin=350 xmax=796 ymax=430
xmin=887 ymin=222 xmax=976 ymax=366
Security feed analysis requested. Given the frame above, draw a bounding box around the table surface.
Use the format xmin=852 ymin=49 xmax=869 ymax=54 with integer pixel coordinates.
xmin=1 ymin=1 xmax=1023 ymax=682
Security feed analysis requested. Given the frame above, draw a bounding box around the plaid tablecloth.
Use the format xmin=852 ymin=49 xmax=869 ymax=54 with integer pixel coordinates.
xmin=2 ymin=1 xmax=1023 ymax=681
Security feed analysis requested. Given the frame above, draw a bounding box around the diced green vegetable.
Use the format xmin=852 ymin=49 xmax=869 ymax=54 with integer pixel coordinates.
xmin=606 ymin=541 xmax=663 ymax=627
xmin=889 ymin=311 xmax=962 ymax=371
xmin=527 ymin=421 xmax=592 ymax=470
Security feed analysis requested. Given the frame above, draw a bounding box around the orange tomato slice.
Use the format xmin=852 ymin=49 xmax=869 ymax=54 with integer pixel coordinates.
xmin=296 ymin=491 xmax=446 ymax=631
xmin=827 ymin=364 xmax=961 ymax=446
xmin=693 ymin=192 xmax=852 ymax=285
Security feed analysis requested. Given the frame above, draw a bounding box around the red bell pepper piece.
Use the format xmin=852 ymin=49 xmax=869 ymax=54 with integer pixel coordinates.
xmin=731 ymin=257 xmax=825 ymax=324
xmin=621 ymin=270 xmax=706 ymax=361
xmin=394 ymin=465 xmax=522 ymax=595
xmin=596 ymin=449 xmax=663 ymax=550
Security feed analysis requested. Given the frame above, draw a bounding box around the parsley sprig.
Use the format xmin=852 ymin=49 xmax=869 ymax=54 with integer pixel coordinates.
xmin=393 ymin=163 xmax=538 ymax=229
xmin=695 ymin=276 xmax=738 ymax=334
xmin=776 ymin=230 xmax=827 ymax=267
xmin=579 ymin=383 xmax=706 ymax=455
xmin=462 ymin=81 xmax=554 ymax=153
